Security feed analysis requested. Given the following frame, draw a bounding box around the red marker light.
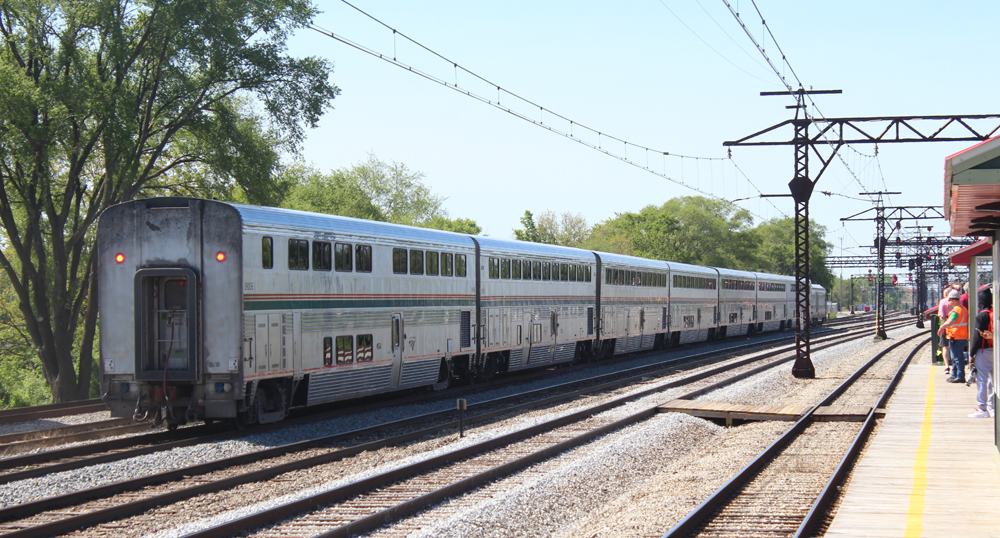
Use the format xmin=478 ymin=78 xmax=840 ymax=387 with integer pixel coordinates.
xmin=216 ymin=252 xmax=226 ymax=262
xmin=115 ymin=253 xmax=125 ymax=264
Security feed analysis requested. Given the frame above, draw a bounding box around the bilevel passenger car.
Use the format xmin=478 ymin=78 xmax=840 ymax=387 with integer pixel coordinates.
xmin=98 ymin=198 xmax=827 ymax=428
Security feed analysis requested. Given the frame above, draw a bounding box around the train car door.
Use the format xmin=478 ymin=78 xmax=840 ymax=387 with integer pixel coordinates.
xmin=255 ymin=313 xmax=280 ymax=374
xmin=549 ymin=310 xmax=558 ymax=360
xmin=282 ymin=313 xmax=301 ymax=376
xmin=390 ymin=313 xmax=404 ymax=387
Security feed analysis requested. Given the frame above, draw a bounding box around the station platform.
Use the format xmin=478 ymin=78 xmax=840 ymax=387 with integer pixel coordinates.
xmin=825 ymin=362 xmax=1000 ymax=538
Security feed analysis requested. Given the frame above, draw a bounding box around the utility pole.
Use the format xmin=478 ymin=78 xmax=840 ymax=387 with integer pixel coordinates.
xmin=726 ymin=101 xmax=1000 ymax=377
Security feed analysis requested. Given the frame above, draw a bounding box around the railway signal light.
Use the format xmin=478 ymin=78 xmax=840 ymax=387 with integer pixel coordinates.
xmin=892 ymin=274 xmax=897 ymax=285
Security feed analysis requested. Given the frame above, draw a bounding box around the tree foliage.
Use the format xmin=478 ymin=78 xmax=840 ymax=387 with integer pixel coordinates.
xmin=281 ymin=155 xmax=481 ymax=234
xmin=0 ymin=0 xmax=339 ymax=401
xmin=519 ymin=196 xmax=834 ymax=291
xmin=514 ymin=210 xmax=589 ymax=247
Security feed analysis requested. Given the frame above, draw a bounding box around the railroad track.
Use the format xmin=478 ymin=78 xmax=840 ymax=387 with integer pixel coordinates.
xmin=0 ymin=317 xmax=914 ymax=538
xmin=0 ymin=313 xmax=901 ymax=480
xmin=0 ymin=312 xmax=898 ymax=461
xmin=0 ymin=399 xmax=105 ymax=426
xmin=662 ymin=333 xmax=929 ymax=538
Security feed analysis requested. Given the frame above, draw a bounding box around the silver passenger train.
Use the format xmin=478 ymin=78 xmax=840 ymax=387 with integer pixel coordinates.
xmin=98 ymin=198 xmax=827 ymax=428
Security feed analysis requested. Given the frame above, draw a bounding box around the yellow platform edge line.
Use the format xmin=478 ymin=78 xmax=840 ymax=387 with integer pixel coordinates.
xmin=903 ymin=366 xmax=936 ymax=537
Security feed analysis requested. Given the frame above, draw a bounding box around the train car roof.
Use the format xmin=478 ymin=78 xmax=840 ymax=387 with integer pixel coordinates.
xmin=474 ymin=236 xmax=596 ymax=262
xmin=668 ymin=261 xmax=719 ymax=277
xmin=755 ymin=272 xmax=796 ymax=282
xmin=229 ymin=202 xmax=475 ymax=249
xmin=715 ymin=267 xmax=758 ymax=280
xmin=592 ymin=251 xmax=670 ymax=271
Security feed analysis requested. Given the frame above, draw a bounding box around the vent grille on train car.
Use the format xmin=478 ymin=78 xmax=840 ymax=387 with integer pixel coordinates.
xmin=460 ymin=311 xmax=471 ymax=348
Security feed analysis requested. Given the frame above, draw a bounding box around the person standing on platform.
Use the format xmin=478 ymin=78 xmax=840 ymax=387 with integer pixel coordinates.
xmin=938 ymin=288 xmax=953 ymax=373
xmin=937 ymin=289 xmax=970 ymax=383
xmin=960 ymin=282 xmax=970 ymax=309
xmin=969 ymin=288 xmax=995 ymax=418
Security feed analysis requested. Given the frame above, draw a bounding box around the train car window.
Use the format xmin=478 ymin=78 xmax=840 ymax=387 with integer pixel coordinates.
xmin=262 ymin=237 xmax=273 ymax=269
xmin=312 ymin=241 xmax=332 ymax=271
xmin=426 ymin=251 xmax=439 ymax=276
xmin=522 ymin=259 xmax=531 ymax=279
xmin=288 ymin=239 xmax=309 ymax=270
xmin=568 ymin=265 xmax=577 ymax=282
xmin=335 ymin=335 xmax=354 ymax=364
xmin=560 ymin=263 xmax=569 ymax=281
xmin=323 ymin=337 xmax=333 ymax=367
xmin=332 ymin=243 xmax=350 ymax=272
xmin=500 ymin=259 xmax=510 ymax=279
xmin=542 ymin=262 xmax=551 ymax=281
xmin=489 ymin=257 xmax=499 ymax=279
xmin=409 ymin=249 xmax=424 ymax=275
xmin=392 ymin=248 xmax=407 ymax=274
xmin=605 ymin=269 xmax=612 ymax=285
xmin=355 ymin=245 xmax=372 ymax=273
xmin=585 ymin=266 xmax=591 ymax=282
xmin=512 ymin=259 xmax=521 ymax=279
xmin=356 ymin=335 xmax=373 ymax=362
xmin=456 ymin=254 xmax=467 ymax=277
xmin=533 ymin=261 xmax=541 ymax=281
xmin=441 ymin=253 xmax=453 ymax=276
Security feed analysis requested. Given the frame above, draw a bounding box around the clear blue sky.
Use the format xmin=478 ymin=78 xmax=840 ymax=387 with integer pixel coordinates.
xmin=284 ymin=0 xmax=1000 ymax=277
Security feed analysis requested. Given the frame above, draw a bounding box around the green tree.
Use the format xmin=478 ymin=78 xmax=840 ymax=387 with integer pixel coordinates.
xmin=753 ymin=217 xmax=834 ymax=289
xmin=0 ymin=0 xmax=339 ymax=401
xmin=349 ymin=154 xmax=444 ymax=226
xmin=418 ymin=216 xmax=482 ymax=235
xmin=584 ymin=205 xmax=678 ymax=258
xmin=514 ymin=210 xmax=589 ymax=246
xmin=281 ymin=157 xmax=481 ymax=233
xmin=281 ymin=164 xmax=384 ymax=221
xmin=514 ymin=211 xmax=543 ymax=243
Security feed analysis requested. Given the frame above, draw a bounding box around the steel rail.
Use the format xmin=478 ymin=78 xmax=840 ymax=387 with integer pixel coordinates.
xmin=0 ymin=400 xmax=105 ymax=425
xmin=0 ymin=317 xmax=860 ymax=481
xmin=661 ymin=330 xmax=926 ymax=538
xmin=792 ymin=337 xmax=931 ymax=538
xmin=0 ymin=319 xmax=909 ymax=537
xmin=167 ymin=321 xmax=915 ymax=538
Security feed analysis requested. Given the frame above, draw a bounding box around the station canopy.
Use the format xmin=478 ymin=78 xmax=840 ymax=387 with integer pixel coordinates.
xmin=944 ymin=135 xmax=1000 ymax=238
xmin=949 ymin=238 xmax=992 ymax=266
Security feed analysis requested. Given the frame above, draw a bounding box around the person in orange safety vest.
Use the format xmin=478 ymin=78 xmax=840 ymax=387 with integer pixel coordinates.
xmin=938 ymin=289 xmax=970 ymax=383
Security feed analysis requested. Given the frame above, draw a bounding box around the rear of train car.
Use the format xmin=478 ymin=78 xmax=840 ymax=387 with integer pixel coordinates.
xmin=99 ymin=198 xmax=244 ymax=427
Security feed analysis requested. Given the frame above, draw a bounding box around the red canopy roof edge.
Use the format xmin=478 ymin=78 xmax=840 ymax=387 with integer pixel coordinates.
xmin=949 ymin=238 xmax=993 ymax=266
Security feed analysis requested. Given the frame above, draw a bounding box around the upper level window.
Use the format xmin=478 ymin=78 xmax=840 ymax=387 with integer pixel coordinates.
xmin=501 ymin=259 xmax=511 ymax=279
xmin=426 ymin=251 xmax=439 ymax=276
xmin=585 ymin=266 xmax=592 ymax=282
xmin=569 ymin=265 xmax=577 ymax=282
xmin=392 ymin=248 xmax=407 ymax=274
xmin=442 ymin=253 xmax=454 ymax=276
xmin=288 ymin=239 xmax=309 ymax=270
xmin=522 ymin=259 xmax=532 ymax=280
xmin=456 ymin=254 xmax=467 ymax=277
xmin=355 ymin=245 xmax=372 ymax=273
xmin=410 ymin=249 xmax=424 ymax=275
xmin=334 ymin=243 xmax=352 ymax=272
xmin=262 ymin=236 xmax=273 ymax=269
xmin=512 ymin=259 xmax=522 ymax=279
xmin=542 ymin=262 xmax=551 ymax=281
xmin=489 ymin=257 xmax=500 ymax=279
xmin=313 ymin=241 xmax=332 ymax=271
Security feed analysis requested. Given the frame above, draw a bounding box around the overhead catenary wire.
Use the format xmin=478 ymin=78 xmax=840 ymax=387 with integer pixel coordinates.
xmin=247 ymin=0 xmax=785 ymax=221
xmin=722 ymin=0 xmax=879 ymax=205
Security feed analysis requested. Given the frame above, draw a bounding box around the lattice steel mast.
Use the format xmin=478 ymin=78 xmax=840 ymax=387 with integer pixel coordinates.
xmin=725 ymin=95 xmax=1000 ymax=379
